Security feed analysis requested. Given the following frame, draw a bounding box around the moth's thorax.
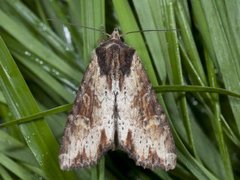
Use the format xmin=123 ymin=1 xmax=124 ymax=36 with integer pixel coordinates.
xmin=96 ymin=39 xmax=135 ymax=91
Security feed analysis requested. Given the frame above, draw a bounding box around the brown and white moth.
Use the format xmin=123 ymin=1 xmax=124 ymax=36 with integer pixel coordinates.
xmin=59 ymin=28 xmax=176 ymax=171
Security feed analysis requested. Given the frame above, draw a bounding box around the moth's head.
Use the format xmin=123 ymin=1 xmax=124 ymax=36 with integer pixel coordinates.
xmin=110 ymin=28 xmax=122 ymax=40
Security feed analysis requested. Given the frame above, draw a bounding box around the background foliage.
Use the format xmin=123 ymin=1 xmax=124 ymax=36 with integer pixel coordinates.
xmin=0 ymin=0 xmax=240 ymax=179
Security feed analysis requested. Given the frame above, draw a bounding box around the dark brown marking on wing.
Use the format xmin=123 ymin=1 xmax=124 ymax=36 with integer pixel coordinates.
xmin=126 ymin=130 xmax=135 ymax=152
xmin=130 ymin=61 xmax=167 ymax=127
xmin=74 ymin=147 xmax=87 ymax=167
xmin=95 ymin=47 xmax=111 ymax=76
xmin=119 ymin=48 xmax=135 ymax=76
xmin=148 ymin=148 xmax=160 ymax=165
xmin=82 ymin=147 xmax=87 ymax=162
xmin=97 ymin=129 xmax=108 ymax=154
xmin=71 ymin=83 xmax=102 ymax=127
xmin=100 ymin=129 xmax=107 ymax=145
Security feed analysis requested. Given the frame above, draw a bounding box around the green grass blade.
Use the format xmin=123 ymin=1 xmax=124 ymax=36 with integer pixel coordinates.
xmin=191 ymin=0 xmax=240 ymax=136
xmin=175 ymin=1 xmax=207 ymax=85
xmin=0 ymin=36 xmax=75 ymax=179
xmin=0 ymin=104 xmax=72 ymax=128
xmin=165 ymin=2 xmax=198 ymax=159
xmin=177 ymin=151 xmax=218 ymax=180
xmin=0 ymin=165 xmax=12 ymax=180
xmin=132 ymin=0 xmax=168 ymax=81
xmin=79 ymin=0 xmax=105 ymax=65
xmin=98 ymin=158 xmax=105 ymax=180
xmin=0 ymin=8 xmax=81 ymax=83
xmin=0 ymin=154 xmax=33 ymax=180
xmin=205 ymin=52 xmax=232 ymax=179
xmin=154 ymin=85 xmax=240 ymax=98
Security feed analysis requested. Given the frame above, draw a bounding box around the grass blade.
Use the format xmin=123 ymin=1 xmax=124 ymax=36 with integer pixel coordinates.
xmin=0 ymin=36 xmax=75 ymax=179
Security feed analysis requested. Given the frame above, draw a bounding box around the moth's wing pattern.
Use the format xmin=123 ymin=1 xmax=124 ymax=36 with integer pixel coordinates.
xmin=59 ymin=52 xmax=115 ymax=170
xmin=117 ymin=53 xmax=176 ymax=171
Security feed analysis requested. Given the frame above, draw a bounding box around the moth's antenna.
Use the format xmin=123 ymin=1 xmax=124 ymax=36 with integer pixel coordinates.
xmin=47 ymin=18 xmax=105 ymax=34
xmin=124 ymin=29 xmax=177 ymax=36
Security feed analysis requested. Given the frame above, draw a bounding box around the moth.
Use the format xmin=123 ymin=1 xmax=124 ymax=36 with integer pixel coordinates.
xmin=59 ymin=28 xmax=176 ymax=171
